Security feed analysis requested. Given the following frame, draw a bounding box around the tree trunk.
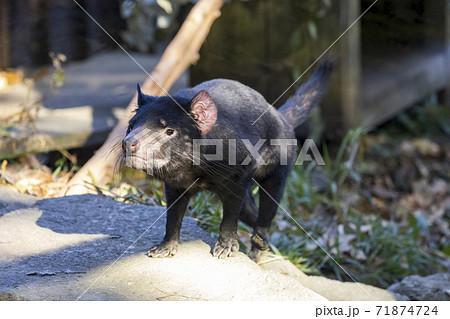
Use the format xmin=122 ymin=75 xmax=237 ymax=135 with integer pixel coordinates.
xmin=59 ymin=0 xmax=224 ymax=196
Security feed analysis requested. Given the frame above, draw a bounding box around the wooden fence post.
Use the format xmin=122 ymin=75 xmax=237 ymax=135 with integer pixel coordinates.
xmin=339 ymin=0 xmax=361 ymax=130
xmin=444 ymin=0 xmax=450 ymax=105
xmin=0 ymin=0 xmax=10 ymax=69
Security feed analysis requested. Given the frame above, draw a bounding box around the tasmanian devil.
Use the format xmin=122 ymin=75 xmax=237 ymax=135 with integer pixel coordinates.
xmin=121 ymin=62 xmax=332 ymax=261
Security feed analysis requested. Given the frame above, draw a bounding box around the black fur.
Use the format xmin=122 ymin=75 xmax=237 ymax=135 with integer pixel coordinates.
xmin=278 ymin=61 xmax=333 ymax=127
xmin=121 ymin=62 xmax=332 ymax=261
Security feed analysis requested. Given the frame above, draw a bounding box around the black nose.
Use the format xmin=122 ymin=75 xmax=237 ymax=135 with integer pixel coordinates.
xmin=122 ymin=135 xmax=139 ymax=154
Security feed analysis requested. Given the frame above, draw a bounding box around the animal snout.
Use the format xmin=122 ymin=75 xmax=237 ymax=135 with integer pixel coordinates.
xmin=122 ymin=135 xmax=139 ymax=154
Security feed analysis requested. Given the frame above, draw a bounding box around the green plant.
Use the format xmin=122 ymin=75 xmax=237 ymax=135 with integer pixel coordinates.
xmin=379 ymin=96 xmax=450 ymax=138
xmin=188 ymin=192 xmax=222 ymax=235
xmin=52 ymin=156 xmax=69 ymax=179
xmin=349 ymin=214 xmax=439 ymax=287
xmin=283 ymin=128 xmax=365 ymax=216
xmin=270 ymin=211 xmax=442 ymax=288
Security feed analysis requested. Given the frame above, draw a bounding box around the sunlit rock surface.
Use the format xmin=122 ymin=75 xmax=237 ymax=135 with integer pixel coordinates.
xmin=0 ymin=188 xmax=324 ymax=301
xmin=0 ymin=187 xmax=394 ymax=301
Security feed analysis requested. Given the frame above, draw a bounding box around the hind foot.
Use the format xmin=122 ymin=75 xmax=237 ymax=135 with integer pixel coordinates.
xmin=248 ymin=233 xmax=269 ymax=262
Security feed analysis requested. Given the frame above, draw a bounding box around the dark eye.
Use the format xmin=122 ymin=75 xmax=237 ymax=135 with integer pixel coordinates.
xmin=165 ymin=128 xmax=175 ymax=136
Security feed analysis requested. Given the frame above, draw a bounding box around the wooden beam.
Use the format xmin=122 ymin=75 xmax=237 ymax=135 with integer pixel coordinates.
xmin=361 ymin=49 xmax=448 ymax=128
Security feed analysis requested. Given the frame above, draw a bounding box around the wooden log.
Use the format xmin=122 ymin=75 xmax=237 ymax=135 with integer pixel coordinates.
xmin=59 ymin=0 xmax=224 ymax=196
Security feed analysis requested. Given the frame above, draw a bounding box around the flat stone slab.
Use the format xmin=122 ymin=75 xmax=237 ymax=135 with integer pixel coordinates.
xmin=0 ymin=51 xmax=188 ymax=156
xmin=7 ymin=241 xmax=326 ymax=301
xmin=0 ymin=187 xmax=398 ymax=301
xmin=0 ymin=188 xmax=325 ymax=301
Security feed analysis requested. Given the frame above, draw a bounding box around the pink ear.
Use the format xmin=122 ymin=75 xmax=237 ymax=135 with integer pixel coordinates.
xmin=190 ymin=90 xmax=217 ymax=135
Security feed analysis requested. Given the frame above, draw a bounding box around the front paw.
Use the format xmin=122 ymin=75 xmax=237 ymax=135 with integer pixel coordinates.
xmin=212 ymin=235 xmax=239 ymax=259
xmin=147 ymin=241 xmax=178 ymax=258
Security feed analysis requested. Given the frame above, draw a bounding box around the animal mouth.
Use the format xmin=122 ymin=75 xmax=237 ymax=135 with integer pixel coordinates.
xmin=125 ymin=154 xmax=170 ymax=170
xmin=126 ymin=155 xmax=147 ymax=163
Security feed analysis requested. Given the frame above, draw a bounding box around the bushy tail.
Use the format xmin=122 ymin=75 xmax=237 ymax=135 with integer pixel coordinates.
xmin=278 ymin=61 xmax=333 ymax=128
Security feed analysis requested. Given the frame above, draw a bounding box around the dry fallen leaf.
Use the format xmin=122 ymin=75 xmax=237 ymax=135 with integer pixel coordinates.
xmin=412 ymin=138 xmax=441 ymax=157
xmin=13 ymin=169 xmax=54 ymax=196
xmin=355 ymin=250 xmax=367 ymax=261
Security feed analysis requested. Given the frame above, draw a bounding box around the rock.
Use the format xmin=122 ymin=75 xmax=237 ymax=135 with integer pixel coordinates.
xmin=0 ymin=186 xmax=37 ymax=214
xmin=0 ymin=191 xmax=325 ymax=301
xmin=0 ymin=188 xmax=395 ymax=301
xmin=258 ymin=255 xmax=396 ymax=301
xmin=388 ymin=273 xmax=450 ymax=301
xmin=9 ymin=241 xmax=325 ymax=301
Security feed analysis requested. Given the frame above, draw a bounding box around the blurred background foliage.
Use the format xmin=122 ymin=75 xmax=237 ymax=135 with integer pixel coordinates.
xmin=120 ymin=0 xmax=199 ymax=52
xmin=1 ymin=0 xmax=449 ymax=289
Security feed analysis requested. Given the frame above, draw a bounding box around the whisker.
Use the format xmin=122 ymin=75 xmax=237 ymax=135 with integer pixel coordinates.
xmin=168 ymin=149 xmax=247 ymax=195
xmin=105 ymin=139 xmax=123 ymax=161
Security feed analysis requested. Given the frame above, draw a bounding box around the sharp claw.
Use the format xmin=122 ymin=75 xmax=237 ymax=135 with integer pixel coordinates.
xmin=147 ymin=241 xmax=178 ymax=258
xmin=212 ymin=237 xmax=239 ymax=259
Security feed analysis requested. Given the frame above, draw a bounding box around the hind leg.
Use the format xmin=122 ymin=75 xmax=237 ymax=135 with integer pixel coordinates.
xmin=238 ymin=188 xmax=258 ymax=228
xmin=249 ymin=166 xmax=290 ymax=261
